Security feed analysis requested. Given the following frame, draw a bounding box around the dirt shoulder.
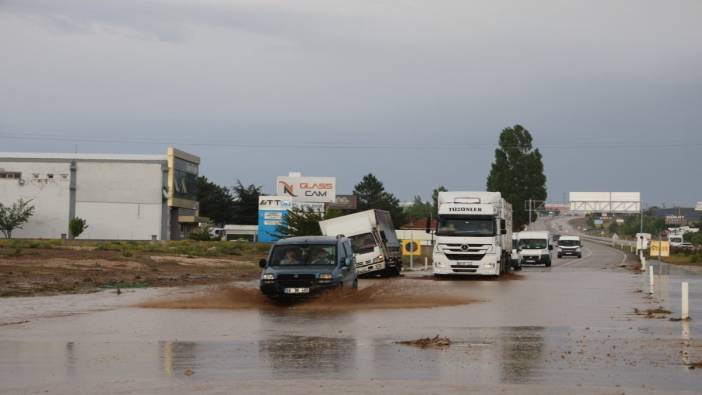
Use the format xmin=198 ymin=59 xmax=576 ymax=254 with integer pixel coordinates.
xmin=0 ymin=241 xmax=266 ymax=297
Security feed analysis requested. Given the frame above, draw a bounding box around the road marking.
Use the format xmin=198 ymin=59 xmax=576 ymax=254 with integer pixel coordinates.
xmin=558 ymin=245 xmax=592 ymax=267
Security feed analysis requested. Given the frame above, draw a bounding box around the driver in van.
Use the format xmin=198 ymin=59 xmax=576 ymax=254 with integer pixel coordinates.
xmin=311 ymin=249 xmax=331 ymax=265
xmin=280 ymin=248 xmax=302 ymax=265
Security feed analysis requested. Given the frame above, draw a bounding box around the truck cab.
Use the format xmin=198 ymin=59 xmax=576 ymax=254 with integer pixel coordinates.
xmin=517 ymin=231 xmax=553 ymax=267
xmin=319 ymin=210 xmax=402 ymax=277
xmin=432 ymin=191 xmax=512 ymax=277
xmin=259 ymin=236 xmax=358 ymax=300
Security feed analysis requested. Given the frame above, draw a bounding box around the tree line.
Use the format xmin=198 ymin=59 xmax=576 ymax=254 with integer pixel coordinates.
xmin=199 ymin=124 xmax=548 ymax=233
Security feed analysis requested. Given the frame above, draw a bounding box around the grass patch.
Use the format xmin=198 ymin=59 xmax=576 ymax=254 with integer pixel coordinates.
xmin=100 ymin=281 xmax=148 ymax=289
xmin=660 ymin=254 xmax=702 ymax=266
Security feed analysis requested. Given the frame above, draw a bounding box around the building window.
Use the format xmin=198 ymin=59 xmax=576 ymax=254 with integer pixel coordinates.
xmin=0 ymin=172 xmax=21 ymax=179
xmin=47 ymin=174 xmax=54 ymax=179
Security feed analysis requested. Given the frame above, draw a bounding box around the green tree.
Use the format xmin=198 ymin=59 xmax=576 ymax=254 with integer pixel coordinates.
xmin=0 ymin=198 xmax=35 ymax=239
xmin=188 ymin=223 xmax=214 ymax=241
xmin=353 ymin=173 xmax=406 ymax=226
xmin=231 ymin=180 xmax=262 ymax=225
xmin=69 ymin=217 xmax=88 ymax=239
xmin=196 ymin=176 xmax=236 ymax=225
xmin=432 ymin=185 xmax=447 ymax=216
xmin=274 ymin=208 xmax=344 ymax=237
xmin=403 ymin=195 xmax=432 ymax=222
xmin=486 ymin=125 xmax=547 ymax=230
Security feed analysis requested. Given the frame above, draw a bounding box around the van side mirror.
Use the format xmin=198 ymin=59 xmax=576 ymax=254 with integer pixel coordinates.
xmin=500 ymin=219 xmax=506 ymax=230
xmin=501 ymin=229 xmax=507 ymax=235
xmin=548 ymin=245 xmax=553 ymax=251
xmin=258 ymin=259 xmax=267 ymax=268
xmin=344 ymin=257 xmax=353 ymax=267
xmin=380 ymin=231 xmax=387 ymax=243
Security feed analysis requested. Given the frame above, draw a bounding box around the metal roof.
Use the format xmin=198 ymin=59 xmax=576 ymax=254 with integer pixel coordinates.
xmin=0 ymin=152 xmax=168 ymax=162
xmin=275 ymin=235 xmax=341 ymax=245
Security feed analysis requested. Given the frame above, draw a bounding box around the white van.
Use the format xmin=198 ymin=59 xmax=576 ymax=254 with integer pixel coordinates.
xmin=557 ymin=235 xmax=582 ymax=258
xmin=517 ymin=231 xmax=553 ymax=267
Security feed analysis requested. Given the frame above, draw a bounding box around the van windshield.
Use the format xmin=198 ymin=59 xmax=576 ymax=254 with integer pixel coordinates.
xmin=519 ymin=239 xmax=548 ymax=249
xmin=350 ymin=233 xmax=377 ymax=254
xmin=437 ymin=217 xmax=495 ymax=237
xmin=558 ymin=239 xmax=580 ymax=247
xmin=269 ymin=244 xmax=337 ymax=266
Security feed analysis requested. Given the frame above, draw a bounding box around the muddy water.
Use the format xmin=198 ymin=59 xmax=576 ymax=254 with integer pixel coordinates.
xmin=1 ymin=229 xmax=701 ymax=394
xmin=140 ymin=281 xmax=477 ymax=311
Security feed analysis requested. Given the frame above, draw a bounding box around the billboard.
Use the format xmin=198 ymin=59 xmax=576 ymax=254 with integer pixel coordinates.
xmin=167 ymin=147 xmax=200 ymax=209
xmin=569 ymin=192 xmax=641 ymax=213
xmin=276 ymin=175 xmax=336 ymax=203
xmin=257 ymin=196 xmax=292 ymax=243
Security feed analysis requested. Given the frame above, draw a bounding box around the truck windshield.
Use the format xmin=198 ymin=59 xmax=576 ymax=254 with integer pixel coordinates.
xmin=437 ymin=217 xmax=495 ymax=237
xmin=519 ymin=239 xmax=548 ymax=249
xmin=350 ymin=233 xmax=377 ymax=254
xmin=269 ymin=244 xmax=337 ymax=266
xmin=558 ymin=239 xmax=580 ymax=247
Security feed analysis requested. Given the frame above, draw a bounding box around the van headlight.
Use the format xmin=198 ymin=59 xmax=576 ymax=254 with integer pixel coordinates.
xmin=318 ymin=273 xmax=333 ymax=283
xmin=261 ymin=273 xmax=275 ymax=281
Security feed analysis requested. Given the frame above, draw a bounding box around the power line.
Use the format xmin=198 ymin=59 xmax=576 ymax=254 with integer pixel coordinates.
xmin=1 ymin=133 xmax=700 ymax=151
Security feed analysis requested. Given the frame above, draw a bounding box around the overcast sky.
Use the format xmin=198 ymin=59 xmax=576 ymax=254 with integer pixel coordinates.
xmin=1 ymin=0 xmax=700 ymax=207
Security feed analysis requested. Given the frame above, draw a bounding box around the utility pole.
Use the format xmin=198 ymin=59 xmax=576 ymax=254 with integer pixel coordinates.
xmin=528 ymin=199 xmax=532 ymax=230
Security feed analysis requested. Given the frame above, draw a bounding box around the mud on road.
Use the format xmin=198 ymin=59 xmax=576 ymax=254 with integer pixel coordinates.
xmin=0 ymin=247 xmax=262 ymax=297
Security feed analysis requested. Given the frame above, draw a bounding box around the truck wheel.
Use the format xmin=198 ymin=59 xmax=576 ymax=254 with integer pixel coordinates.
xmin=557 ymin=253 xmax=562 ymax=258
xmin=577 ymin=253 xmax=582 ymax=258
xmin=545 ymin=260 xmax=552 ymax=267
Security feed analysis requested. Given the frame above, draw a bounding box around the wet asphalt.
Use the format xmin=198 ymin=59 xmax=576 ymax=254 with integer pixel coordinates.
xmin=1 ymin=217 xmax=701 ymax=394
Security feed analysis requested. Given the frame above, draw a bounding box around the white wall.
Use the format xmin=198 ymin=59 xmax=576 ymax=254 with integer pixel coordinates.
xmin=76 ymin=202 xmax=163 ymax=240
xmin=0 ymin=161 xmax=71 ymax=238
xmin=75 ymin=161 xmax=165 ymax=240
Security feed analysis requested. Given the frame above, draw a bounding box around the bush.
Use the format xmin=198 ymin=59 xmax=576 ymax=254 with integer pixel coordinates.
xmin=188 ymin=226 xmax=213 ymax=241
xmin=69 ymin=217 xmax=88 ymax=239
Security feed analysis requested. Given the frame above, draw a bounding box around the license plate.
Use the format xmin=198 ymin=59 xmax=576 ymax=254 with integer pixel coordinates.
xmin=456 ymin=262 xmax=474 ymax=266
xmin=284 ymin=287 xmax=310 ymax=294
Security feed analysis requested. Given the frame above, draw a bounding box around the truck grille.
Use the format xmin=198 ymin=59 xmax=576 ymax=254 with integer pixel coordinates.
xmin=277 ymin=274 xmax=315 ymax=287
xmin=450 ymin=264 xmax=479 ymax=269
xmin=445 ymin=253 xmax=485 ymax=261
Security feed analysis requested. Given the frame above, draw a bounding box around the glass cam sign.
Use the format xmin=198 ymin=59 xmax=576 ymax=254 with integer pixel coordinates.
xmin=276 ymin=176 xmax=336 ymax=203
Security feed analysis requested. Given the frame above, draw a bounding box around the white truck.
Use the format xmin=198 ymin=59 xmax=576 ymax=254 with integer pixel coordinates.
xmin=517 ymin=230 xmax=553 ymax=266
xmin=319 ymin=209 xmax=403 ymax=276
xmin=431 ymin=191 xmax=513 ymax=276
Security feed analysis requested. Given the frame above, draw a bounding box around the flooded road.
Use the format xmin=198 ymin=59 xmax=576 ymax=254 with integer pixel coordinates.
xmin=1 ymin=218 xmax=701 ymax=394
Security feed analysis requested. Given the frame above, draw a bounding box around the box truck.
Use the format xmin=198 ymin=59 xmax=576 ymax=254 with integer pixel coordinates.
xmin=319 ymin=209 xmax=403 ymax=276
xmin=431 ymin=191 xmax=513 ymax=276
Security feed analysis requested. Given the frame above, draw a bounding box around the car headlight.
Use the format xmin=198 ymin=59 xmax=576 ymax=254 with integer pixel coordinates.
xmin=318 ymin=273 xmax=333 ymax=282
xmin=261 ymin=273 xmax=275 ymax=280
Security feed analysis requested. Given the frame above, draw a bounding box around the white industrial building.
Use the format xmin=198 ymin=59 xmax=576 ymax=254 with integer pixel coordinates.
xmin=0 ymin=148 xmax=202 ymax=240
